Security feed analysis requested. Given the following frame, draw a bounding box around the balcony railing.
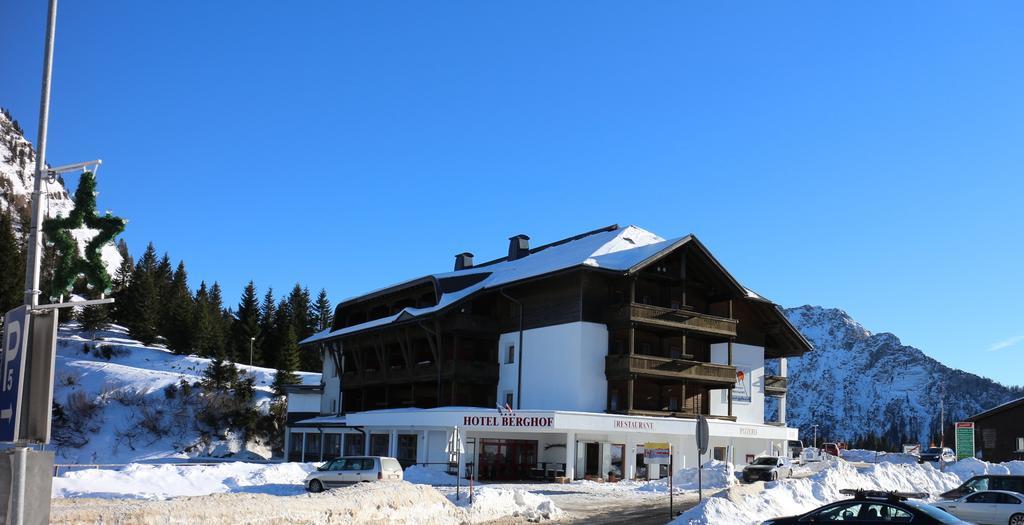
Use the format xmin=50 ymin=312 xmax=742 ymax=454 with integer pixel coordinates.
xmin=615 ymin=408 xmax=737 ymax=421
xmin=609 ymin=303 xmax=738 ymax=338
xmin=343 ymin=360 xmax=498 ymax=387
xmin=764 ymin=375 xmax=788 ymax=396
xmin=605 ymin=354 xmax=736 ymax=386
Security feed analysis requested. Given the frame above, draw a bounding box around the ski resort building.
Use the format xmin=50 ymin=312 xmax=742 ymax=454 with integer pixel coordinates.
xmin=286 ymin=225 xmax=812 ymax=481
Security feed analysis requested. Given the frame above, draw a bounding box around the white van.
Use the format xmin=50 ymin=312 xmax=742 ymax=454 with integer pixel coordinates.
xmin=305 ymin=456 xmax=404 ymax=492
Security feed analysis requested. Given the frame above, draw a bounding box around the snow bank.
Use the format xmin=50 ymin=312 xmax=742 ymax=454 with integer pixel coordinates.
xmin=52 ymin=461 xmax=318 ymax=499
xmin=404 ymin=465 xmax=460 ymax=486
xmin=52 ymin=481 xmax=469 ymax=525
xmin=671 ymin=457 xmax=962 ymax=525
xmin=945 ymin=457 xmax=1024 ymax=479
xmin=638 ymin=460 xmax=736 ymax=493
xmin=841 ymin=448 xmax=920 ymax=465
xmin=453 ymin=487 xmax=563 ymax=522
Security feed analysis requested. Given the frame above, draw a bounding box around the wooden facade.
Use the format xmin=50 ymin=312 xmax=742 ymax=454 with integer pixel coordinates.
xmin=304 ymin=228 xmax=810 ymax=420
xmin=969 ymin=397 xmax=1024 ymax=463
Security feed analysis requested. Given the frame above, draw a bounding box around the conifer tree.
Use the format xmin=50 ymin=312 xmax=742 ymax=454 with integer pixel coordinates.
xmin=0 ymin=208 xmax=24 ymax=313
xmin=259 ymin=288 xmax=278 ymax=367
xmin=165 ymin=261 xmax=194 ymax=353
xmin=231 ymin=281 xmax=260 ymax=364
xmin=192 ymin=282 xmax=214 ymax=356
xmin=207 ymin=282 xmax=227 ymax=357
xmin=122 ymin=244 xmax=160 ymax=345
xmin=272 ymin=325 xmax=301 ymax=394
xmin=313 ymin=288 xmax=332 ymax=331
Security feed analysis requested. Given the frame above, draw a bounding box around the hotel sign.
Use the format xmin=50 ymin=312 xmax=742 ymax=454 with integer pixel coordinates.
xmin=613 ymin=419 xmax=655 ymax=431
xmin=462 ymin=415 xmax=553 ymax=428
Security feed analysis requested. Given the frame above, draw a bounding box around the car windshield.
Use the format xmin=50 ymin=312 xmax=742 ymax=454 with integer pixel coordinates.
xmin=753 ymin=457 xmax=778 ymax=466
xmin=924 ymin=448 xmax=942 ymax=454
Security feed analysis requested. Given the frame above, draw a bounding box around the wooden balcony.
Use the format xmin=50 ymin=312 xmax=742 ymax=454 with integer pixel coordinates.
xmin=605 ymin=354 xmax=736 ymax=387
xmin=612 ymin=408 xmax=737 ymax=421
xmin=343 ymin=360 xmax=498 ymax=388
xmin=609 ymin=303 xmax=738 ymax=338
xmin=764 ymin=375 xmax=788 ymax=396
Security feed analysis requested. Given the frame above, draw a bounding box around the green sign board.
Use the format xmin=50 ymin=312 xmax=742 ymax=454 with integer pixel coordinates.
xmin=955 ymin=422 xmax=975 ymax=460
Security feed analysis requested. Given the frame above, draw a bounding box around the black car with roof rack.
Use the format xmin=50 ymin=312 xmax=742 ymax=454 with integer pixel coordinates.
xmin=760 ymin=489 xmax=970 ymax=524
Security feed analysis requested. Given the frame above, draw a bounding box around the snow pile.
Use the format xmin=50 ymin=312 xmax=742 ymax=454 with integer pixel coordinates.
xmin=52 ymin=481 xmax=470 ymax=525
xmin=841 ymin=448 xmax=920 ymax=465
xmin=455 ymin=487 xmax=563 ymax=523
xmin=638 ymin=460 xmax=736 ymax=493
xmin=404 ymin=465 xmax=460 ymax=486
xmin=52 ymin=461 xmax=318 ymax=499
xmin=671 ymin=457 xmax=962 ymax=525
xmin=945 ymin=457 xmax=1024 ymax=479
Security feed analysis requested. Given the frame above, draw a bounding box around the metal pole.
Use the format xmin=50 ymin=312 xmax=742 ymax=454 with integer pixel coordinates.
xmin=249 ymin=337 xmax=255 ymax=367
xmin=12 ymin=2 xmax=59 ymax=524
xmin=24 ymin=0 xmax=59 ymax=308
xmin=669 ymin=444 xmax=673 ymax=518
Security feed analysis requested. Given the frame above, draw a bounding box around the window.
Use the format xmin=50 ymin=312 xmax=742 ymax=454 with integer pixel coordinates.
xmin=370 ymin=434 xmax=389 ymax=456
xmin=503 ymin=391 xmax=514 ymax=409
xmin=343 ymin=433 xmax=365 ymax=456
xmin=324 ymin=433 xmax=341 ymax=458
xmin=505 ymin=344 xmax=515 ymax=364
xmin=396 ymin=434 xmax=418 ymax=468
xmin=713 ymin=447 xmax=727 ymax=461
xmin=983 ymin=428 xmax=997 ymax=448
xmin=998 ymin=493 xmax=1022 ymax=505
xmin=967 ymin=492 xmax=997 ymax=504
xmin=1017 ymin=437 xmax=1024 ymax=452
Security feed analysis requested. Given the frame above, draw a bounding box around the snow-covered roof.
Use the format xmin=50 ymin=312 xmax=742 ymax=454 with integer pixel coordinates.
xmin=300 ymin=224 xmax=802 ymax=351
xmin=303 ymin=225 xmax=684 ymax=345
xmin=969 ymin=395 xmax=1024 ymax=422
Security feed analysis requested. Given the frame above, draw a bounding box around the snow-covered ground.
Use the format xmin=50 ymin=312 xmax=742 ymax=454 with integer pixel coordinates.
xmin=672 ymin=454 xmax=1024 ymax=525
xmin=51 ymin=322 xmax=319 ymax=463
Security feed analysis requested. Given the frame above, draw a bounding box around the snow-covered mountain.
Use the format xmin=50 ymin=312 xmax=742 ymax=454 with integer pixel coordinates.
xmin=783 ymin=305 xmax=1023 ymax=446
xmin=1 ymin=107 xmax=122 ymax=273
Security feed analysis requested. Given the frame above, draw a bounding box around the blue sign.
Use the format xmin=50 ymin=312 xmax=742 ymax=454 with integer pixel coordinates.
xmin=1 ymin=306 xmax=30 ymax=443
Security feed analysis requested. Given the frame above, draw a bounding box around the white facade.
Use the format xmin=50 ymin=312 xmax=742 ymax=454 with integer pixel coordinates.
xmin=320 ymin=352 xmax=342 ymax=414
xmin=497 ymin=322 xmax=608 ymax=412
xmin=709 ymin=342 xmax=765 ymax=425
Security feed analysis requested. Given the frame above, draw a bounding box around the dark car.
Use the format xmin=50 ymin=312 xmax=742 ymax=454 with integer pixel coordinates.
xmin=742 ymin=456 xmax=793 ymax=483
xmin=919 ymin=447 xmax=956 ymax=463
xmin=940 ymin=475 xmax=1024 ymax=500
xmin=760 ymin=489 xmax=969 ymax=524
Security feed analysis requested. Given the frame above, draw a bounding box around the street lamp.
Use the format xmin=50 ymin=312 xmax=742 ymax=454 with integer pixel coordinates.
xmin=811 ymin=424 xmax=819 ymax=449
xmin=249 ymin=337 xmax=255 ymax=367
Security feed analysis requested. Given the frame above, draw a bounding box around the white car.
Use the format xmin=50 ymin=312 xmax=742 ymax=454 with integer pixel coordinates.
xmin=934 ymin=490 xmax=1024 ymax=525
xmin=305 ymin=456 xmax=404 ymax=492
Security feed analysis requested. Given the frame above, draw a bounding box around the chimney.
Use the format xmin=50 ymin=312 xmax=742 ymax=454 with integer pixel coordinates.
xmin=508 ymin=234 xmax=530 ymax=261
xmin=454 ymin=252 xmax=474 ymax=271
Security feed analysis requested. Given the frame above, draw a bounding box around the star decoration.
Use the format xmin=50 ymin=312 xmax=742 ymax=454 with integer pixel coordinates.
xmin=42 ymin=171 xmax=126 ymax=297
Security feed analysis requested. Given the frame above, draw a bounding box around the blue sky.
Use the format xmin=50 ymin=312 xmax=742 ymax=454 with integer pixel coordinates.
xmin=2 ymin=2 xmax=1022 ymax=385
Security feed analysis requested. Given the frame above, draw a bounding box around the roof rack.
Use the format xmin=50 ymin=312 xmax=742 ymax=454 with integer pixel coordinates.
xmin=839 ymin=489 xmax=930 ymax=501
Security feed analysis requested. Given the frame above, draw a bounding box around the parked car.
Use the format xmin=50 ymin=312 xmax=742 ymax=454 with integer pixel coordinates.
xmin=919 ymin=447 xmax=956 ymax=464
xmin=933 ymin=490 xmax=1024 ymax=525
xmin=742 ymin=456 xmax=793 ymax=483
xmin=305 ymin=456 xmax=404 ymax=492
xmin=822 ymin=442 xmax=843 ymax=457
xmin=760 ymin=489 xmax=969 ymax=524
xmin=941 ymin=475 xmax=1024 ymax=499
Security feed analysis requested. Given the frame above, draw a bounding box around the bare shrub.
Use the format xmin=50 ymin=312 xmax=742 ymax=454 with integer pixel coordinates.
xmin=66 ymin=391 xmax=99 ymax=421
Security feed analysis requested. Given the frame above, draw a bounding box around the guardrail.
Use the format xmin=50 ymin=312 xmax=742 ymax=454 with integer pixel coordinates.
xmin=52 ymin=458 xmax=281 ymax=477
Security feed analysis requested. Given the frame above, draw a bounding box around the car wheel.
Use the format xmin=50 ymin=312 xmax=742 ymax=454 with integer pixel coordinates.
xmin=1009 ymin=513 xmax=1024 ymax=525
xmin=308 ymin=479 xmax=324 ymax=493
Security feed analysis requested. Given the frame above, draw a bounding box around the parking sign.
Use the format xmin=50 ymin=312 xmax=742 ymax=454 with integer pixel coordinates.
xmin=1 ymin=306 xmax=30 ymax=443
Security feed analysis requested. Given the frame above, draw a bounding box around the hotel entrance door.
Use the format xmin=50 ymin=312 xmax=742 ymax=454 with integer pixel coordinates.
xmin=478 ymin=439 xmax=538 ymax=480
